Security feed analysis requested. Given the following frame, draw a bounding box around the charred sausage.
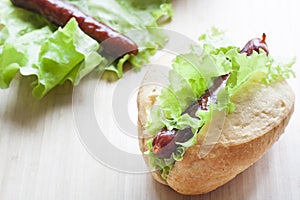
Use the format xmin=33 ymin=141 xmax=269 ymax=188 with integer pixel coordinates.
xmin=10 ymin=0 xmax=138 ymax=57
xmin=240 ymin=33 xmax=269 ymax=56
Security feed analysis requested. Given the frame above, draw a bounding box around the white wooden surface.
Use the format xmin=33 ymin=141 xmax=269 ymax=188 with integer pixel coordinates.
xmin=1 ymin=0 xmax=300 ymax=199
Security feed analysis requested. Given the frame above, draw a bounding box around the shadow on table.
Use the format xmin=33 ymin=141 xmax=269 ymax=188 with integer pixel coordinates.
xmin=3 ymin=74 xmax=73 ymax=131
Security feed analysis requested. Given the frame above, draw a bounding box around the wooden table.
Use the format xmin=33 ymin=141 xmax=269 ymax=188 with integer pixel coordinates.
xmin=1 ymin=0 xmax=299 ymax=199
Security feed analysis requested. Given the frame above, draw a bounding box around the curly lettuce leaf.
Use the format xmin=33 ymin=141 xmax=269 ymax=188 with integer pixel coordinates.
xmin=0 ymin=43 xmax=26 ymax=88
xmin=146 ymin=28 xmax=296 ymax=179
xmin=86 ymin=0 xmax=173 ymax=77
xmin=29 ymin=18 xmax=103 ymax=98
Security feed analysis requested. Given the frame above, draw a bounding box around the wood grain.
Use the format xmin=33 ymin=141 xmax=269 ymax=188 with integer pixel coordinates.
xmin=1 ymin=0 xmax=300 ymax=199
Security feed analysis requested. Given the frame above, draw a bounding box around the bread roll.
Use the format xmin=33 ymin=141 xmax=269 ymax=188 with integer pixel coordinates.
xmin=137 ymin=74 xmax=294 ymax=195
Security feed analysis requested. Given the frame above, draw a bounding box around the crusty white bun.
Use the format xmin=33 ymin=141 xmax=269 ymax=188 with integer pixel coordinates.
xmin=137 ymin=65 xmax=295 ymax=195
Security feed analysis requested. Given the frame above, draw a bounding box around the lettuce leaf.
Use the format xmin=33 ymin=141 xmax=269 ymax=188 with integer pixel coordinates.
xmin=146 ymin=28 xmax=295 ymax=179
xmin=0 ymin=43 xmax=26 ymax=88
xmin=30 ymin=18 xmax=103 ymax=98
xmin=0 ymin=0 xmax=173 ymax=98
xmin=86 ymin=0 xmax=173 ymax=77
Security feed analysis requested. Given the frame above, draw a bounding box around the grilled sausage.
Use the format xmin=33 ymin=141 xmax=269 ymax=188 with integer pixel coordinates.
xmin=10 ymin=0 xmax=138 ymax=57
xmin=240 ymin=33 xmax=269 ymax=56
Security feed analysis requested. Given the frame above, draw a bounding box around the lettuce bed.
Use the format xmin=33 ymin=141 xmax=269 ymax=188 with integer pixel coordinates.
xmin=0 ymin=0 xmax=173 ymax=98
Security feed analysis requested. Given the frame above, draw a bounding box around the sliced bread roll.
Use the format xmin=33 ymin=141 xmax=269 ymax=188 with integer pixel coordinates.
xmin=137 ymin=75 xmax=294 ymax=195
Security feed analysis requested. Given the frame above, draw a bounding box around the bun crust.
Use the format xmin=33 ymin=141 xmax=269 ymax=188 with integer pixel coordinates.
xmin=137 ymin=76 xmax=295 ymax=195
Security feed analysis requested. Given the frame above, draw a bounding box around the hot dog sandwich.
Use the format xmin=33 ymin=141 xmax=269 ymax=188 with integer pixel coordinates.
xmin=137 ymin=29 xmax=295 ymax=195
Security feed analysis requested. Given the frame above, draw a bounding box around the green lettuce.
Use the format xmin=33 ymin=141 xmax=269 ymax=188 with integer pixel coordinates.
xmin=86 ymin=0 xmax=173 ymax=77
xmin=146 ymin=28 xmax=295 ymax=179
xmin=30 ymin=18 xmax=104 ymax=98
xmin=0 ymin=0 xmax=173 ymax=98
xmin=0 ymin=43 xmax=27 ymax=88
